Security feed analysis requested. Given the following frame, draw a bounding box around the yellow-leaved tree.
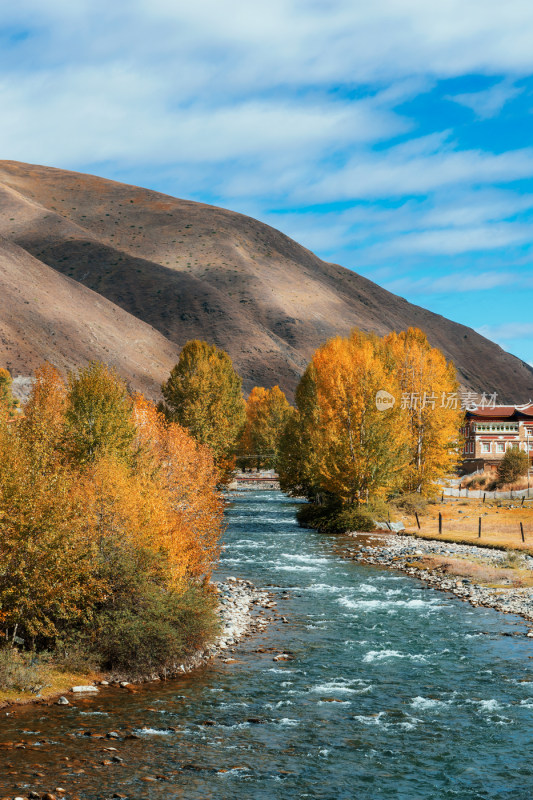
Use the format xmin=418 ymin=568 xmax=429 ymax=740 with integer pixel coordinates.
xmin=0 ymin=368 xmax=19 ymax=417
xmin=131 ymin=394 xmax=223 ymax=588
xmin=385 ymin=328 xmax=463 ymax=494
xmin=278 ymin=364 xmax=323 ymax=500
xmin=310 ymin=331 xmax=409 ymax=503
xmin=160 ymin=341 xmax=246 ymax=480
xmin=0 ymin=361 xmax=223 ymax=667
xmin=238 ymin=385 xmax=294 ymax=469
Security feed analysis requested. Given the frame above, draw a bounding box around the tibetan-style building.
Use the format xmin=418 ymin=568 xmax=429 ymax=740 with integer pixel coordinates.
xmin=462 ymin=404 xmax=533 ymax=473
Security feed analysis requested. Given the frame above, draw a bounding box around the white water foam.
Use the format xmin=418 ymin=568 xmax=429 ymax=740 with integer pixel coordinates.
xmin=363 ymin=649 xmax=428 ymax=663
xmin=135 ymin=727 xmax=173 ymax=736
xmin=339 ymin=597 xmax=439 ymax=613
xmin=307 ymin=583 xmax=351 ymax=594
xmin=410 ymin=696 xmax=448 ymax=710
xmin=281 ymin=552 xmax=330 ymax=563
xmin=475 ymin=699 xmax=503 ymax=712
xmin=310 ymin=678 xmax=371 ymax=694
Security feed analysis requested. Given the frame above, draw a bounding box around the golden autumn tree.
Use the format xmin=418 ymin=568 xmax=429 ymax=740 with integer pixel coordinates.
xmin=65 ymin=361 xmax=136 ymax=465
xmin=0 ymin=361 xmax=223 ymax=663
xmin=0 ymin=368 xmax=19 ymax=417
xmin=310 ymin=331 xmax=409 ymax=503
xmin=238 ymin=385 xmax=294 ymax=469
xmin=131 ymin=394 xmax=223 ymax=587
xmin=160 ymin=341 xmax=246 ymax=479
xmin=385 ymin=327 xmax=463 ymax=494
xmin=0 ymin=377 xmax=102 ymax=644
xmin=278 ymin=364 xmax=323 ymax=500
xmin=19 ymin=363 xmax=67 ymax=468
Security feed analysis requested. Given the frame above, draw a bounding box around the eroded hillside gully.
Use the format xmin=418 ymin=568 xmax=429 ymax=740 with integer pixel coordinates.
xmin=1 ymin=491 xmax=533 ymax=799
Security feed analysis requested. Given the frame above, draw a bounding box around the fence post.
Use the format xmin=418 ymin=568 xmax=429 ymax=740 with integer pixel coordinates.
xmin=478 ymin=517 xmax=481 ymax=538
xmin=415 ymin=511 xmax=421 ymax=530
xmin=438 ymin=513 xmax=442 ymax=535
xmin=483 ymin=493 xmax=486 ymax=504
xmin=521 ymin=522 xmax=525 ymax=543
xmin=521 ymin=496 xmax=525 ymax=507
xmin=441 ymin=492 xmax=444 ymax=503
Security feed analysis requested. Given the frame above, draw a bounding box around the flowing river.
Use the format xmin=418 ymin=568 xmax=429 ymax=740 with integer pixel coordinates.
xmin=2 ymin=491 xmax=533 ymax=799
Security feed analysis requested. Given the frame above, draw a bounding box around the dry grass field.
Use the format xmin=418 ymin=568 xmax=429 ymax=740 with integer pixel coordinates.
xmin=401 ymin=497 xmax=533 ymax=555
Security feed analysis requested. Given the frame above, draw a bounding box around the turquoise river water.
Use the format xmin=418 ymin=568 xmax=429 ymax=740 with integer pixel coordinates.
xmin=1 ymin=491 xmax=533 ymax=799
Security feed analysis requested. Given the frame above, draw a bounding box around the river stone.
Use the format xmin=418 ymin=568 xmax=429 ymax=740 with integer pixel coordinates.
xmin=57 ymin=695 xmax=69 ymax=705
xmin=71 ymin=685 xmax=98 ymax=693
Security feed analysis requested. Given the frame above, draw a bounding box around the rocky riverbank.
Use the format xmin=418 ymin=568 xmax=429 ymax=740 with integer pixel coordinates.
xmin=0 ymin=578 xmax=275 ymax=709
xmin=344 ymin=532 xmax=533 ymax=628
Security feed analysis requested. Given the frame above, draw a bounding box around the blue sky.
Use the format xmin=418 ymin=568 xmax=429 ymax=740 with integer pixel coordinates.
xmin=1 ymin=1 xmax=532 ymax=365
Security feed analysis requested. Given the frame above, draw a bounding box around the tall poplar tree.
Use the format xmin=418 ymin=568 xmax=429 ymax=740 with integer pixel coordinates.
xmin=278 ymin=364 xmax=323 ymax=500
xmin=160 ymin=341 xmax=246 ymax=474
xmin=238 ymin=385 xmax=294 ymax=469
xmin=385 ymin=328 xmax=462 ymax=494
xmin=65 ymin=361 xmax=136 ymax=465
xmin=310 ymin=331 xmax=409 ymax=503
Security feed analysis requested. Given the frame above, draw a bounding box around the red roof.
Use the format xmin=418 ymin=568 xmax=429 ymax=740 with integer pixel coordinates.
xmin=467 ymin=403 xmax=533 ymax=420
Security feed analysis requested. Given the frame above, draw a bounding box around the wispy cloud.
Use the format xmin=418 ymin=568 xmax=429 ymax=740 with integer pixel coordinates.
xmin=384 ymin=271 xmax=520 ymax=296
xmin=377 ymin=223 xmax=531 ymax=256
xmin=305 ymin=140 xmax=533 ymax=203
xmin=477 ymin=322 xmax=533 ymax=341
xmin=449 ymin=79 xmax=523 ymax=118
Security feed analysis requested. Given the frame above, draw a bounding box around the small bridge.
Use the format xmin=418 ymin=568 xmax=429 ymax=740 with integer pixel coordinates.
xmin=228 ymin=471 xmax=280 ymax=490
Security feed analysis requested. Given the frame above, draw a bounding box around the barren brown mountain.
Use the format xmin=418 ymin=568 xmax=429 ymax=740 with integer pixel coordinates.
xmin=0 ymin=236 xmax=179 ymax=398
xmin=1 ymin=160 xmax=532 ymax=402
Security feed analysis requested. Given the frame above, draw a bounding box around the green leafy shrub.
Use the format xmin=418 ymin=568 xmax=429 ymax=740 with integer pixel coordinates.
xmin=500 ymin=550 xmax=525 ymax=570
xmin=89 ymin=583 xmax=219 ymax=675
xmin=498 ymin=447 xmax=529 ymax=486
xmin=395 ymin=492 xmax=428 ymax=515
xmin=296 ymin=502 xmax=375 ymax=533
xmin=332 ymin=507 xmax=375 ymax=533
xmin=364 ymin=497 xmax=392 ymax=519
xmin=296 ymin=502 xmax=336 ymax=529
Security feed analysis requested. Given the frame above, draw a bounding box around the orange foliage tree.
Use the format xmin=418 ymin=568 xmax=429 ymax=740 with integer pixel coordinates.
xmin=280 ymin=327 xmax=461 ymax=505
xmin=131 ymin=394 xmax=223 ymax=587
xmin=0 ymin=362 xmax=223 ymax=653
xmin=238 ymin=385 xmax=294 ymax=470
xmin=385 ymin=328 xmax=463 ymax=494
xmin=310 ymin=331 xmax=409 ymax=503
xmin=0 ymin=368 xmax=19 ymax=417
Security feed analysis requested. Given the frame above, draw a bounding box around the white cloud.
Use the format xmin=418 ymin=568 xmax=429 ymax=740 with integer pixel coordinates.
xmin=384 ymin=271 xmax=520 ymax=296
xmin=450 ymin=79 xmax=523 ymax=118
xmin=0 ymin=71 xmax=407 ymax=167
xmin=377 ymin=223 xmax=531 ymax=256
xmin=306 ymin=140 xmax=533 ymax=202
xmin=6 ymin=0 xmax=533 ymax=85
xmin=477 ymin=322 xmax=533 ymax=340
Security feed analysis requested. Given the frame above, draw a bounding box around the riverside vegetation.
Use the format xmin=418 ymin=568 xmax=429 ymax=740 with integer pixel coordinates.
xmin=0 ymin=362 xmax=223 ymax=700
xmin=1 ymin=326 xmax=529 ymax=701
xmin=278 ymin=327 xmax=465 ymax=533
xmin=0 ymin=339 xmax=290 ymax=702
